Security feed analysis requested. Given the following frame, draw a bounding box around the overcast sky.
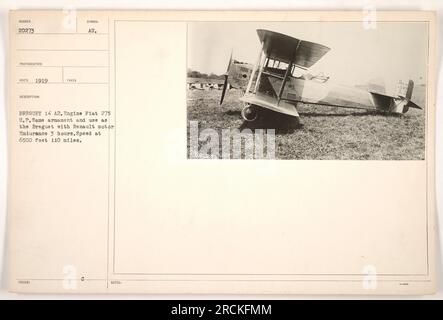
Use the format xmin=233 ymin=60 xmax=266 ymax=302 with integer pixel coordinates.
xmin=187 ymin=22 xmax=428 ymax=88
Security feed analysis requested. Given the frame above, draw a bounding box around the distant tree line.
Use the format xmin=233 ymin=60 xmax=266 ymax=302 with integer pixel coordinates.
xmin=187 ymin=69 xmax=224 ymax=80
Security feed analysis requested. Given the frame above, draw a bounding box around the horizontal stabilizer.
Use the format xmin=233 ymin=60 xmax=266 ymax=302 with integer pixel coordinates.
xmin=369 ymin=91 xmax=394 ymax=111
xmin=370 ymin=91 xmax=422 ymax=113
xmin=406 ymin=100 xmax=422 ymax=110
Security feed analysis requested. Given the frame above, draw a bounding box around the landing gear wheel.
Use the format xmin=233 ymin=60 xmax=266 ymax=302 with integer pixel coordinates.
xmin=241 ymin=104 xmax=260 ymax=122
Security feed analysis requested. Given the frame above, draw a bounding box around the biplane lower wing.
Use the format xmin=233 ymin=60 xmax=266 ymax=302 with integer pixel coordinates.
xmin=239 ymin=92 xmax=299 ymax=117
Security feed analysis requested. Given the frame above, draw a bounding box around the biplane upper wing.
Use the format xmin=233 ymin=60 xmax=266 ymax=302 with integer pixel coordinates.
xmin=257 ymin=29 xmax=330 ymax=68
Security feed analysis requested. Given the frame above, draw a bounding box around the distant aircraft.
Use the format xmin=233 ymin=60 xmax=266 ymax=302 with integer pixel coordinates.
xmin=188 ymin=77 xmax=224 ymax=90
xmin=219 ymin=29 xmax=422 ymax=123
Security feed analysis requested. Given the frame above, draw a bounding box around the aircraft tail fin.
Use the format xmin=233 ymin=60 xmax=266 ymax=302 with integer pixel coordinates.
xmin=396 ymin=79 xmax=414 ymax=100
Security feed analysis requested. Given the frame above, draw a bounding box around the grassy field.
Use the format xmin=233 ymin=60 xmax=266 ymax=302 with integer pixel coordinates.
xmin=187 ymin=89 xmax=425 ymax=160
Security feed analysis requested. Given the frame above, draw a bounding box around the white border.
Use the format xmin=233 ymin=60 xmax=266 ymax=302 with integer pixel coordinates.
xmin=0 ymin=0 xmax=441 ymax=300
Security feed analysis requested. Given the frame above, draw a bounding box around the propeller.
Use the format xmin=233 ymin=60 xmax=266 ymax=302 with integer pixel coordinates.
xmin=220 ymin=50 xmax=233 ymax=105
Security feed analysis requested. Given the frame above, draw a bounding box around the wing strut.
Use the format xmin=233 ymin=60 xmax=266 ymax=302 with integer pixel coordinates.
xmin=277 ymin=41 xmax=300 ymax=104
xmin=253 ymin=52 xmax=267 ymax=93
xmin=245 ymin=41 xmax=264 ymax=94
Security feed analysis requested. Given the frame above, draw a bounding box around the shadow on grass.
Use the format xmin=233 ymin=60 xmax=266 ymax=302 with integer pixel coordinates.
xmin=224 ymin=110 xmax=241 ymax=116
xmin=298 ymin=110 xmax=405 ymax=118
xmin=239 ymin=117 xmax=303 ymax=134
xmin=299 ymin=111 xmax=371 ymax=117
xmin=224 ymin=107 xmax=405 ymax=135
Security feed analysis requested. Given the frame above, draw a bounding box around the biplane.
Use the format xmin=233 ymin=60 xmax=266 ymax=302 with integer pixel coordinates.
xmin=219 ymin=29 xmax=422 ymax=124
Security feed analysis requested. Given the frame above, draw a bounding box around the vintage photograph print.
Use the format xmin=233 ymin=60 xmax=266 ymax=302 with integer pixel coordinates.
xmin=187 ymin=22 xmax=428 ymax=160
